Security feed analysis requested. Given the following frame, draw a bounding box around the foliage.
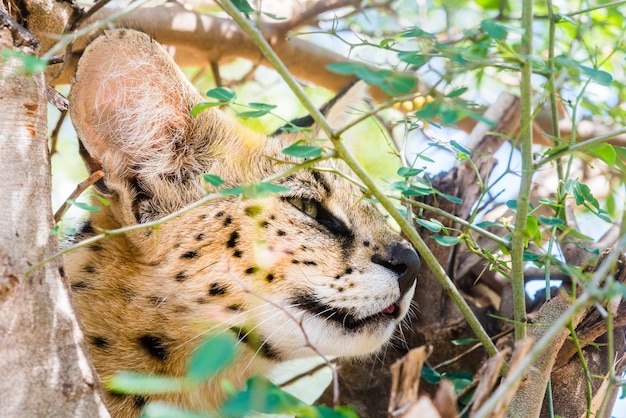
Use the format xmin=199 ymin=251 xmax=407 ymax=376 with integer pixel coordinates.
xmin=46 ymin=0 xmax=626 ymax=416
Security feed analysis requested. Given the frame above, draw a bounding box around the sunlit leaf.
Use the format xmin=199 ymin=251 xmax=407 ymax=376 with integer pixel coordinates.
xmin=588 ymin=143 xmax=616 ymax=165
xmin=202 ymin=174 xmax=225 ymax=187
xmin=187 ymin=335 xmax=236 ymax=382
xmin=397 ymin=167 xmax=423 ymax=177
xmin=432 ymin=235 xmax=461 ymax=246
xmin=417 ymin=218 xmax=442 ymax=232
xmin=67 ymin=199 xmax=100 ymax=212
xmin=421 ymin=367 xmax=441 ymax=384
xmin=233 ymin=0 xmax=255 ymax=13
xmin=106 ymin=372 xmax=185 ymax=395
xmin=282 ymin=141 xmax=323 ymax=158
xmin=481 ymin=19 xmax=508 ymax=40
xmin=205 ymin=87 xmax=237 ymax=101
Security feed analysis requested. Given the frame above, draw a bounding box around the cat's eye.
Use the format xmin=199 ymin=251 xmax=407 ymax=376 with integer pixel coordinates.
xmin=287 ymin=197 xmax=318 ymax=219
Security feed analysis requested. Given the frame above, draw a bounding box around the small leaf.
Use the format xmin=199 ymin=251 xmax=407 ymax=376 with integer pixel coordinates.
xmin=506 ymin=199 xmax=518 ymax=211
xmin=220 ymin=376 xmax=306 ymax=416
xmin=232 ymin=0 xmax=255 ymax=13
xmin=452 ymin=338 xmax=478 ymax=346
xmin=1 ymin=50 xmax=47 ymax=73
xmin=205 ymin=87 xmax=237 ymax=101
xmin=67 ymin=199 xmax=100 ymax=212
xmin=415 ymin=102 xmax=441 ymax=119
xmin=401 ymin=27 xmax=437 ymax=40
xmin=481 ymin=19 xmax=508 ymax=40
xmin=397 ymin=167 xmax=423 ymax=177
xmin=236 ymin=109 xmax=274 ymax=118
xmin=191 ymin=102 xmax=226 ymax=117
xmin=248 ymin=102 xmax=277 ymax=111
xmin=417 ymin=218 xmax=442 ymax=232
xmin=523 ymin=251 xmax=541 ymax=261
xmin=401 ymin=185 xmax=431 ymax=197
xmin=421 ymin=367 xmax=441 ymax=384
xmin=588 ymin=143 xmax=616 ymax=165
xmin=282 ymin=141 xmax=323 ymax=159
xmin=446 ymin=87 xmax=469 ymax=98
xmin=432 ymin=235 xmax=461 ymax=246
xmin=450 ymin=140 xmax=471 ymax=156
xmin=187 ymin=335 xmax=236 ymax=382
xmin=436 ymin=191 xmax=462 ymax=204
xmin=539 ymin=215 xmax=564 ymax=226
xmin=202 ymin=174 xmax=225 ymax=187
xmin=475 ymin=220 xmax=502 ymax=228
xmin=106 ymin=372 xmax=185 ymax=395
xmin=397 ymin=51 xmax=427 ymax=66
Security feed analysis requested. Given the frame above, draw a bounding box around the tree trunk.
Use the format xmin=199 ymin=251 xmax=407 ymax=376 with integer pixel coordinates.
xmin=0 ymin=7 xmax=108 ymax=416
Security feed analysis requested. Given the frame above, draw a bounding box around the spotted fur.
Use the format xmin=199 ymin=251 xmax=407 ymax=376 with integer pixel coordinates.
xmin=66 ymin=29 xmax=419 ymax=417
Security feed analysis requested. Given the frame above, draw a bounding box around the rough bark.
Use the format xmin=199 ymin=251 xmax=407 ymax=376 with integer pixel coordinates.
xmin=0 ymin=5 xmax=108 ymax=416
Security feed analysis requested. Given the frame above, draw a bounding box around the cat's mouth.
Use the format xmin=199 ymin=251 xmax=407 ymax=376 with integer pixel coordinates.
xmin=292 ymin=294 xmax=401 ymax=331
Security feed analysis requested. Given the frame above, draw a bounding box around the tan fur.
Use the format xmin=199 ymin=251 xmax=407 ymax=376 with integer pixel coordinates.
xmin=66 ymin=29 xmax=419 ymax=417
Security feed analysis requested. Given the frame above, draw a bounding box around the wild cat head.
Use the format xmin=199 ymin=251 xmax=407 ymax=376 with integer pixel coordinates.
xmin=69 ymin=29 xmax=419 ymax=363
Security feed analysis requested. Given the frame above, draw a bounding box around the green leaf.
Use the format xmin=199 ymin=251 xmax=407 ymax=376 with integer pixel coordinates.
xmin=106 ymin=372 xmax=185 ymax=395
xmin=232 ymin=0 xmax=255 ymax=13
xmin=220 ymin=182 xmax=291 ymax=198
xmin=525 ymin=216 xmax=542 ymax=246
xmin=397 ymin=51 xmax=427 ymax=66
xmin=401 ymin=185 xmax=431 ymax=197
xmin=450 ymin=140 xmax=471 ymax=156
xmin=67 ymin=199 xmax=100 ymax=212
xmin=220 ymin=376 xmax=306 ymax=416
xmin=417 ymin=218 xmax=442 ymax=232
xmin=326 ymin=63 xmax=416 ymax=95
xmin=539 ymin=215 xmax=564 ymax=226
xmin=421 ymin=367 xmax=441 ymax=384
xmin=401 ymin=27 xmax=437 ymax=40
xmin=1 ymin=49 xmax=47 ymax=73
xmin=205 ymin=87 xmax=237 ymax=101
xmin=436 ymin=191 xmax=462 ymax=204
xmin=415 ymin=102 xmax=441 ymax=119
xmin=187 ymin=335 xmax=236 ymax=382
xmin=248 ymin=102 xmax=277 ymax=110
xmin=432 ymin=235 xmax=461 ymax=246
xmin=588 ymin=143 xmax=616 ymax=165
xmin=579 ymin=65 xmax=613 ymax=85
xmin=481 ymin=19 xmax=508 ymax=40
xmin=446 ymin=87 xmax=469 ymax=98
xmin=282 ymin=141 xmax=323 ymax=159
xmin=191 ymin=102 xmax=226 ymax=117
xmin=236 ymin=108 xmax=275 ymax=118
xmin=92 ymin=194 xmax=110 ymax=207
xmin=326 ymin=62 xmax=367 ymax=75
xmin=443 ymin=371 xmax=473 ymax=394
xmin=397 ymin=167 xmax=423 ymax=177
xmin=202 ymin=174 xmax=225 ymax=187
xmin=506 ymin=199 xmax=518 ymax=211
xmin=523 ymin=251 xmax=541 ymax=261
xmin=451 ymin=338 xmax=478 ymax=346
xmin=475 ymin=220 xmax=502 ymax=228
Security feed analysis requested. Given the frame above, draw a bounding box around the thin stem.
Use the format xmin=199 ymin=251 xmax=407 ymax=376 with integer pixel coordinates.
xmin=217 ymin=0 xmax=499 ymax=358
xmin=565 ymin=0 xmax=626 ymax=17
xmin=511 ymin=0 xmax=534 ymax=341
xmin=534 ymin=127 xmax=626 ymax=169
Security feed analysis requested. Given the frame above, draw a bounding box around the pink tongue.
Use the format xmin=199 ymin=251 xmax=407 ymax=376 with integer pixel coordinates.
xmin=382 ymin=304 xmax=396 ymax=314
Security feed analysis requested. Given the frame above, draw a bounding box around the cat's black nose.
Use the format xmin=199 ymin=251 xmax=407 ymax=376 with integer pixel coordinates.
xmin=372 ymin=243 xmax=420 ymax=296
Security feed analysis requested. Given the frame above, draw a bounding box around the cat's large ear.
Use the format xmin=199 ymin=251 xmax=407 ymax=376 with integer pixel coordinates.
xmin=70 ymin=29 xmax=248 ymax=188
xmin=70 ymin=29 xmax=261 ymax=222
